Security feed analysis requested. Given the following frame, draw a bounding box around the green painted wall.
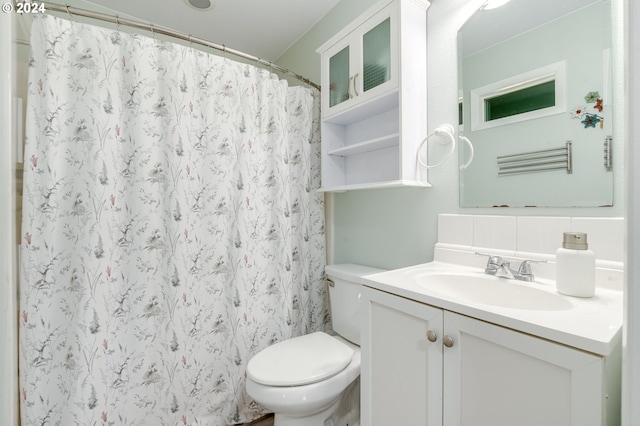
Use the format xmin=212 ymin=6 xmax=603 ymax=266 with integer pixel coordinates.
xmin=276 ymin=0 xmax=624 ymax=271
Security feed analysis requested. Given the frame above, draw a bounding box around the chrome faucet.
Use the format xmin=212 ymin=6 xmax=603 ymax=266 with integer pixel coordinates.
xmin=484 ymin=255 xmax=515 ymax=279
xmin=476 ymin=253 xmax=547 ymax=282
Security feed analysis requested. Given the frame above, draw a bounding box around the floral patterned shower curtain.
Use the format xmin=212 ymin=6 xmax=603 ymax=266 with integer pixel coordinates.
xmin=20 ymin=15 xmax=326 ymax=426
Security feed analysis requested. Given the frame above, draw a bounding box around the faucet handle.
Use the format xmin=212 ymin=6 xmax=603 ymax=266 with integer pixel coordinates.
xmin=475 ymin=252 xmax=508 ymax=274
xmin=475 ymin=252 xmax=506 ymax=265
xmin=488 ymin=256 xmax=508 ymax=270
xmin=475 ymin=252 xmax=501 ymax=261
xmin=517 ymin=259 xmax=547 ymax=278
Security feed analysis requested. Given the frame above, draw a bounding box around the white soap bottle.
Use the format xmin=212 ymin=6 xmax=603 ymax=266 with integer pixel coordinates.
xmin=555 ymin=232 xmax=596 ymax=297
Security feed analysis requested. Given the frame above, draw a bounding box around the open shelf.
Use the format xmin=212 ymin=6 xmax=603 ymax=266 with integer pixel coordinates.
xmin=319 ymin=179 xmax=432 ymax=193
xmin=328 ymin=133 xmax=400 ymax=157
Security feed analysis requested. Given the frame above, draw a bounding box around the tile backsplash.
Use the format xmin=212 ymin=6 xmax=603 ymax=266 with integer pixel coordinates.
xmin=437 ymin=214 xmax=624 ymax=267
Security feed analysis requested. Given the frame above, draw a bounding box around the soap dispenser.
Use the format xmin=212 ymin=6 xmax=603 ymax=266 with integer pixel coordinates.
xmin=555 ymin=232 xmax=596 ymax=297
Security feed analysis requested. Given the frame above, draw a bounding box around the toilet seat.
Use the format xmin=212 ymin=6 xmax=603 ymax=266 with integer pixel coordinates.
xmin=247 ymin=332 xmax=354 ymax=386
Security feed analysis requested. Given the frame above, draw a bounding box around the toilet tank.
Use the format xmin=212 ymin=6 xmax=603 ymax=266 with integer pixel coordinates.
xmin=325 ymin=264 xmax=386 ymax=345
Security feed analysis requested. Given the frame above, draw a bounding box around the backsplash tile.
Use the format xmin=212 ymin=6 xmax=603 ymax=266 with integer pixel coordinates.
xmin=437 ymin=214 xmax=473 ymax=248
xmin=472 ymin=215 xmax=517 ymax=252
xmin=571 ymin=217 xmax=624 ymax=262
xmin=438 ymin=214 xmax=624 ymax=264
xmin=516 ymin=216 xmax=571 ymax=255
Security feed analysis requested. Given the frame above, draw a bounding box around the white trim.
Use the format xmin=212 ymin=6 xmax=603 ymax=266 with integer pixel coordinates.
xmin=13 ymin=97 xmax=23 ymax=163
xmin=602 ymin=47 xmax=611 ymax=105
xmin=0 ymin=10 xmax=19 ymax=426
xmin=470 ymin=60 xmax=567 ymax=131
xmin=623 ymin=0 xmax=640 ymax=423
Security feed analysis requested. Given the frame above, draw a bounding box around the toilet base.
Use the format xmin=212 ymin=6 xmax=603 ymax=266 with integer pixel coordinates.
xmin=274 ymin=377 xmax=360 ymax=426
xmin=274 ymin=399 xmax=340 ymax=426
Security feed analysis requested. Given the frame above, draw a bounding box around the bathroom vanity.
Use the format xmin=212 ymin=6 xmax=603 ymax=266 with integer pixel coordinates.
xmin=360 ymin=249 xmax=622 ymax=426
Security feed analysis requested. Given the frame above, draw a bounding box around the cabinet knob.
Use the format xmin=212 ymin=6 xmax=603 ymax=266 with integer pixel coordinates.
xmin=426 ymin=330 xmax=437 ymax=342
xmin=443 ymin=335 xmax=454 ymax=348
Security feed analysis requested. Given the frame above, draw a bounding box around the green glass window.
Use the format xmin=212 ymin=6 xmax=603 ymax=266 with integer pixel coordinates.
xmin=485 ymin=80 xmax=555 ymax=121
xmin=363 ymin=18 xmax=391 ymax=92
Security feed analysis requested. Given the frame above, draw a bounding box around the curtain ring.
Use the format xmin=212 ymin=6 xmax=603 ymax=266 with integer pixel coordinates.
xmin=65 ymin=5 xmax=73 ymax=20
xmin=268 ymin=61 xmax=278 ymax=80
xmin=188 ymin=34 xmax=192 ymax=48
xmin=115 ymin=15 xmax=121 ymax=32
xmin=150 ymin=24 xmax=156 ymax=40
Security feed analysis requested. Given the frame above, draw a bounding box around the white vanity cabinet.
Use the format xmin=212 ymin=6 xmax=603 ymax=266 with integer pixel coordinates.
xmin=316 ymin=0 xmax=430 ymax=192
xmin=361 ymin=286 xmax=443 ymax=425
xmin=361 ymin=286 xmax=620 ymax=426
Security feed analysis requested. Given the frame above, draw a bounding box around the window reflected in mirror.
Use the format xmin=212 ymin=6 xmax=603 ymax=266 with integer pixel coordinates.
xmin=458 ymin=0 xmax=614 ymax=208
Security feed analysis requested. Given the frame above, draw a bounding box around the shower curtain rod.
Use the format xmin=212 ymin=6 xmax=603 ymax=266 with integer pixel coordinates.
xmin=41 ymin=2 xmax=321 ymax=91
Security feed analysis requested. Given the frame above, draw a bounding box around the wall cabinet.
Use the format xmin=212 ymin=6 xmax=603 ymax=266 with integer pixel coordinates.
xmin=361 ymin=286 xmax=620 ymax=426
xmin=316 ymin=0 xmax=430 ymax=192
xmin=321 ymin=2 xmax=397 ymax=118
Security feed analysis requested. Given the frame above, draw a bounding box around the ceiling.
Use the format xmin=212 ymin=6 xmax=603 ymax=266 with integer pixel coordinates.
xmin=75 ymin=0 xmax=341 ymax=60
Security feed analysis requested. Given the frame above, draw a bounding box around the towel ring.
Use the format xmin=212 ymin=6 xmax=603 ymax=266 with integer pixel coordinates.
xmin=417 ymin=124 xmax=456 ymax=169
xmin=459 ymin=135 xmax=475 ymax=170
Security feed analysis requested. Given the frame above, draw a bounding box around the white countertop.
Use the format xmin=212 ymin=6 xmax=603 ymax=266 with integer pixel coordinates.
xmin=361 ymin=256 xmax=623 ymax=356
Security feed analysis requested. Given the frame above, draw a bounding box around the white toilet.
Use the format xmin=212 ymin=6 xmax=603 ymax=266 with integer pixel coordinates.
xmin=245 ymin=264 xmax=383 ymax=426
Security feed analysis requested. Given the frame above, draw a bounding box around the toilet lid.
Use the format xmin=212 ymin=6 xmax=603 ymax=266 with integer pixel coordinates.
xmin=246 ymin=332 xmax=354 ymax=386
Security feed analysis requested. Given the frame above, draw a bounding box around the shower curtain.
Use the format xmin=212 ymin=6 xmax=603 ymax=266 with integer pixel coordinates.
xmin=20 ymin=15 xmax=326 ymax=426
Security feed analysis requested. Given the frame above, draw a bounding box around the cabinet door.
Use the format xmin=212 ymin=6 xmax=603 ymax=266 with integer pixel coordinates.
xmin=321 ymin=34 xmax=359 ymax=119
xmin=326 ymin=42 xmax=351 ymax=110
xmin=443 ymin=312 xmax=604 ymax=426
xmin=320 ymin=2 xmax=398 ymax=120
xmin=361 ymin=287 xmax=443 ymax=426
xmin=356 ymin=4 xmax=397 ymax=101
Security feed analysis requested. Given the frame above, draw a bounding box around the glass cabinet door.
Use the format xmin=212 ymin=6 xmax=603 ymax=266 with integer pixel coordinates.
xmin=329 ymin=46 xmax=351 ymax=108
xmin=362 ymin=17 xmax=391 ymax=93
xmin=320 ymin=2 xmax=397 ymax=119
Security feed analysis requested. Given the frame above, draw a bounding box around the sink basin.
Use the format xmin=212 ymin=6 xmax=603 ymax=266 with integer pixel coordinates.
xmin=415 ymin=272 xmax=573 ymax=311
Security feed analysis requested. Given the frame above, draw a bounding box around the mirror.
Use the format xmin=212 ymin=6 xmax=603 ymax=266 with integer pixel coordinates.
xmin=458 ymin=0 xmax=613 ymax=207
